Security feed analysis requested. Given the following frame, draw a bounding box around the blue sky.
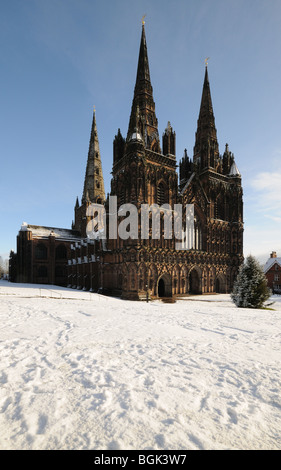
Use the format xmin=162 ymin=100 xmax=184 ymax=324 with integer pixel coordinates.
xmin=1 ymin=0 xmax=281 ymax=263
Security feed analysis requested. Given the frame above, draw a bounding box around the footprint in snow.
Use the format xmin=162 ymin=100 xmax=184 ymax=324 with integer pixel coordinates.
xmin=155 ymin=433 xmax=166 ymax=448
xmin=0 ymin=372 xmax=8 ymax=384
xmin=107 ymin=440 xmax=121 ymax=450
xmin=227 ymin=407 xmax=238 ymax=424
xmin=37 ymin=414 xmax=48 ymax=434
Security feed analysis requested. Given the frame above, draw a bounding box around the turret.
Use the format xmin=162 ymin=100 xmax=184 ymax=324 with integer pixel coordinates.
xmin=162 ymin=121 xmax=176 ymax=157
xmin=113 ymin=128 xmax=126 ymax=164
xmin=179 ymin=149 xmax=193 ymax=185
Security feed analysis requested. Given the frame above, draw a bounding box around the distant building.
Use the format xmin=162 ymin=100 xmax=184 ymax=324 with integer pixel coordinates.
xmin=10 ymin=224 xmax=80 ymax=286
xmin=10 ymin=23 xmax=243 ymax=298
xmin=264 ymin=251 xmax=281 ymax=294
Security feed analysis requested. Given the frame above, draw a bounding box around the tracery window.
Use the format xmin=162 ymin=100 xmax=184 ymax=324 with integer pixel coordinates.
xmin=157 ymin=182 xmax=166 ymax=206
xmin=216 ymin=196 xmax=224 ymax=220
xmin=181 ymin=215 xmax=202 ymax=250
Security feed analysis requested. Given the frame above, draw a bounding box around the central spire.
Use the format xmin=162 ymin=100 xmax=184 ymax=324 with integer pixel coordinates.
xmin=193 ymin=64 xmax=219 ymax=169
xmin=196 ymin=65 xmax=217 ymax=143
xmin=135 ymin=22 xmax=152 ymax=86
xmin=127 ymin=22 xmax=160 ymax=153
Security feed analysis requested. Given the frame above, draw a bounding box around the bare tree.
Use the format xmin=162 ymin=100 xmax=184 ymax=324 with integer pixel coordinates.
xmin=0 ymin=256 xmax=4 ymax=278
xmin=0 ymin=257 xmax=8 ymax=278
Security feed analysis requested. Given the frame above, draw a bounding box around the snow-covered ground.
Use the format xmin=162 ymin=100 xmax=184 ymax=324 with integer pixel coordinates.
xmin=0 ymin=280 xmax=281 ymax=450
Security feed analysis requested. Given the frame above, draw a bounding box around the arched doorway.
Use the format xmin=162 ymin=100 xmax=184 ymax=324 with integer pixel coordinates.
xmin=158 ymin=274 xmax=172 ymax=298
xmin=189 ymin=268 xmax=201 ymax=294
xmin=215 ymin=274 xmax=226 ymax=293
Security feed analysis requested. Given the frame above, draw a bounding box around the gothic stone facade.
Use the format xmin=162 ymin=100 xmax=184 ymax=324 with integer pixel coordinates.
xmin=69 ymin=24 xmax=243 ymax=300
xmin=10 ymin=24 xmax=243 ymax=299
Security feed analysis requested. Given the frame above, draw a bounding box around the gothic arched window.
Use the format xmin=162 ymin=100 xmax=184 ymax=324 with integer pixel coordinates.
xmin=35 ymin=244 xmax=47 ymax=260
xmin=157 ymin=182 xmax=166 ymax=206
xmin=216 ymin=196 xmax=225 ymax=220
xmin=55 ymin=244 xmax=67 ymax=260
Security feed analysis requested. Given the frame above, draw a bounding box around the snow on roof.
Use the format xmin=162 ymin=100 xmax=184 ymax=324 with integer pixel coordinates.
xmin=20 ymin=223 xmax=81 ymax=240
xmin=180 ymin=172 xmax=195 ymax=195
xmin=264 ymin=257 xmax=281 ymax=273
xmin=129 ymin=132 xmax=143 ymax=142
xmin=229 ymin=161 xmax=241 ymax=177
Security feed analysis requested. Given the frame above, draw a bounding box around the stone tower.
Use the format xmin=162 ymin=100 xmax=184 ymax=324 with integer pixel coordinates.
xmin=111 ymin=22 xmax=177 ymax=209
xmin=107 ymin=22 xmax=179 ymax=299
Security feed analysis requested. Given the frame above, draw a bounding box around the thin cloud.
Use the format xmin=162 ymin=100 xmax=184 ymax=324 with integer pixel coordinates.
xmin=244 ymin=224 xmax=281 ymax=263
xmin=264 ymin=214 xmax=281 ymax=223
xmin=250 ymin=171 xmax=281 ymax=212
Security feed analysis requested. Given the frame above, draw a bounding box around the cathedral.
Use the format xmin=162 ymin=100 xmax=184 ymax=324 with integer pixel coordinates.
xmin=10 ymin=23 xmax=243 ymax=300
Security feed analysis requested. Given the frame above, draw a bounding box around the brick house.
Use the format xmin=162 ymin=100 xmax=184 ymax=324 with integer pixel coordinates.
xmin=264 ymin=252 xmax=281 ymax=294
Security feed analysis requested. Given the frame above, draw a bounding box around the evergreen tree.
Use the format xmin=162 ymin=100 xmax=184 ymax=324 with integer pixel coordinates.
xmin=231 ymin=255 xmax=271 ymax=309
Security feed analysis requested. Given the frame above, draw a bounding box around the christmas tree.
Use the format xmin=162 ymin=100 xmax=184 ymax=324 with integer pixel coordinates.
xmin=231 ymin=255 xmax=271 ymax=309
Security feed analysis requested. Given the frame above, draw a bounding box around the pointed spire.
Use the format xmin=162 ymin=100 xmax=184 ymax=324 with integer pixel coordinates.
xmin=135 ymin=22 xmax=151 ymax=87
xmin=193 ymin=64 xmax=219 ymax=169
xmin=196 ymin=65 xmax=217 ymax=143
xmin=127 ymin=21 xmax=160 ymax=152
xmin=82 ymin=107 xmax=105 ymax=204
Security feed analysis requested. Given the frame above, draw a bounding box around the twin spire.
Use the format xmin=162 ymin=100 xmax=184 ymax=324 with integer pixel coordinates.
xmin=127 ymin=21 xmax=161 ymax=152
xmin=194 ymin=61 xmax=240 ymax=176
xmin=127 ymin=20 xmax=219 ymax=164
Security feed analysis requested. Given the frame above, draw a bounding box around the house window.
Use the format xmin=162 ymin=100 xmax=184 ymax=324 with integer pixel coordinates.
xmin=274 ymin=274 xmax=280 ymax=281
xmin=275 ymin=264 xmax=279 ymax=271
